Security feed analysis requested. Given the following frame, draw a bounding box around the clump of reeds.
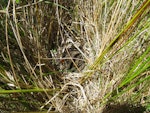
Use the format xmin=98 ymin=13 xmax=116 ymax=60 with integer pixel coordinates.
xmin=0 ymin=0 xmax=150 ymax=113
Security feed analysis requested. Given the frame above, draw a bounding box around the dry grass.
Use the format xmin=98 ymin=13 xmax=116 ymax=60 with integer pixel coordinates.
xmin=0 ymin=0 xmax=150 ymax=113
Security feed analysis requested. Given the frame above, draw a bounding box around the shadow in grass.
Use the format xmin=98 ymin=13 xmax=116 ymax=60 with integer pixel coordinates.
xmin=102 ymin=103 xmax=146 ymax=113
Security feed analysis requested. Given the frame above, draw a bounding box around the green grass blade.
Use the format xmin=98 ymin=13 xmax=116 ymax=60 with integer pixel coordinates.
xmin=0 ymin=88 xmax=59 ymax=94
xmin=80 ymin=0 xmax=150 ymax=83
xmin=108 ymin=19 xmax=150 ymax=60
xmin=111 ymin=74 xmax=150 ymax=101
xmin=119 ymin=46 xmax=150 ymax=88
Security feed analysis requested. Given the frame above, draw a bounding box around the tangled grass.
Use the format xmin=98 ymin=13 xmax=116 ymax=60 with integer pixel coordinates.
xmin=0 ymin=0 xmax=150 ymax=113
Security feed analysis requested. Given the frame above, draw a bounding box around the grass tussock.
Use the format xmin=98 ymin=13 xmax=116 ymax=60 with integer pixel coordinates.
xmin=0 ymin=0 xmax=150 ymax=113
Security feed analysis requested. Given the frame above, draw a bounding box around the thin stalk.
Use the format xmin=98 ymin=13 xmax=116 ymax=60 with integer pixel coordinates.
xmin=0 ymin=88 xmax=59 ymax=94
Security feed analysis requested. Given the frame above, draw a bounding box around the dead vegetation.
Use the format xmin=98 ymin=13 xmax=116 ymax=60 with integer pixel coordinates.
xmin=0 ymin=0 xmax=150 ymax=113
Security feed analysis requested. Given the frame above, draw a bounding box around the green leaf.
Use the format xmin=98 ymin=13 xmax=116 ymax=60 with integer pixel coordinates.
xmin=146 ymin=104 xmax=150 ymax=111
xmin=16 ymin=0 xmax=20 ymax=4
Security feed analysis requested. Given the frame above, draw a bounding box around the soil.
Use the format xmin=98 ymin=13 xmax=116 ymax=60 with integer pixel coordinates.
xmin=102 ymin=103 xmax=146 ymax=113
